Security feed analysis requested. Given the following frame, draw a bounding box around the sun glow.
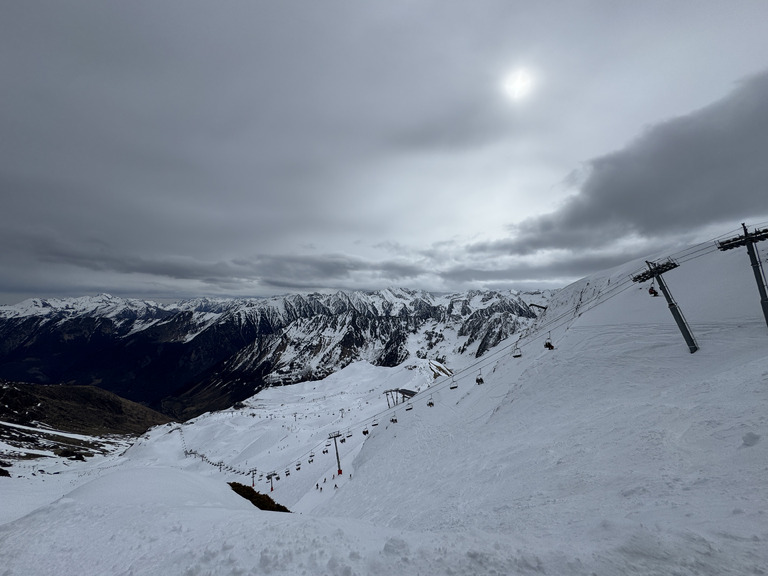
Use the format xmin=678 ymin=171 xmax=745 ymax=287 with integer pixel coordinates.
xmin=502 ymin=68 xmax=533 ymax=101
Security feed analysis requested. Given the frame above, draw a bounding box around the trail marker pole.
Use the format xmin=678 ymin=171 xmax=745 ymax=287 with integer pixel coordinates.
xmin=717 ymin=223 xmax=768 ymax=329
xmin=329 ymin=431 xmax=343 ymax=476
xmin=632 ymin=259 xmax=698 ymax=353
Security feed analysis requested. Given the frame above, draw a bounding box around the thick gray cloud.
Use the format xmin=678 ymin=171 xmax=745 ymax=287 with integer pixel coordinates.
xmin=2 ymin=1 xmax=768 ymax=303
xmin=490 ymin=71 xmax=768 ymax=256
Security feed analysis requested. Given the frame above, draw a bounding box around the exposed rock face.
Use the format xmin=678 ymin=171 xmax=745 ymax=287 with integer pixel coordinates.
xmin=0 ymin=290 xmax=540 ymax=418
xmin=0 ymin=380 xmax=173 ymax=435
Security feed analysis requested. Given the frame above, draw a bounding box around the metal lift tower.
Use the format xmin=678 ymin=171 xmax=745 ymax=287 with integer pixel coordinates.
xmin=717 ymin=223 xmax=768 ymax=329
xmin=632 ymin=259 xmax=698 ymax=353
xmin=329 ymin=431 xmax=343 ymax=476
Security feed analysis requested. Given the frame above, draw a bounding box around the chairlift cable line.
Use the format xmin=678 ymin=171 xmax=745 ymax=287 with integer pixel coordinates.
xmin=307 ymin=228 xmax=732 ymax=475
xmin=179 ymin=224 xmax=743 ymax=482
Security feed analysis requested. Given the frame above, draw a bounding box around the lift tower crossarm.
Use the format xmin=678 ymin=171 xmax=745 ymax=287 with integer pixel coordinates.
xmin=717 ymin=223 xmax=768 ymax=329
xmin=631 ymin=259 xmax=679 ymax=283
xmin=632 ymin=259 xmax=698 ymax=354
xmin=716 ymin=224 xmax=768 ymax=251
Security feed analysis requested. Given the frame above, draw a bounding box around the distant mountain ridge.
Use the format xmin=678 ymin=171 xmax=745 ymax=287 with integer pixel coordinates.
xmin=0 ymin=289 xmax=546 ymax=419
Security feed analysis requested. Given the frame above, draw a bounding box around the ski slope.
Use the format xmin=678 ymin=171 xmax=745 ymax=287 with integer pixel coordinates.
xmin=1 ymin=239 xmax=767 ymax=575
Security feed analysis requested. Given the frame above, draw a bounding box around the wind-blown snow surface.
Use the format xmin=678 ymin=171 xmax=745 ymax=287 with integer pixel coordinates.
xmin=1 ymin=247 xmax=767 ymax=575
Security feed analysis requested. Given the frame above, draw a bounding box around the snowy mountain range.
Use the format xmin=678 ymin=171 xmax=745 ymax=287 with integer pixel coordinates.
xmin=1 ymin=241 xmax=766 ymax=575
xmin=0 ymin=289 xmax=544 ymax=418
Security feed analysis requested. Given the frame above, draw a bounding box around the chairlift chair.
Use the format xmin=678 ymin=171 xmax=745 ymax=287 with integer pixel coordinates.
xmin=362 ymin=427 xmax=369 ymax=435
xmin=346 ymin=430 xmax=353 ymax=438
xmin=371 ymin=419 xmax=379 ymax=426
xmin=512 ymin=341 xmax=522 ymax=358
xmin=449 ymin=377 xmax=458 ymax=390
xmin=476 ymin=370 xmax=484 ymax=385
xmin=427 ymin=396 xmax=434 ymax=407
xmin=405 ymin=402 xmax=413 ymax=411
xmin=340 ymin=437 xmax=346 ymax=443
xmin=390 ymin=414 xmax=398 ymax=423
xmin=544 ymin=332 xmax=554 ymax=350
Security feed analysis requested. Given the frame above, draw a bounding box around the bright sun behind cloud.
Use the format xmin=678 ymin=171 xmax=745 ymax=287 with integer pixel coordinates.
xmin=502 ymin=68 xmax=533 ymax=101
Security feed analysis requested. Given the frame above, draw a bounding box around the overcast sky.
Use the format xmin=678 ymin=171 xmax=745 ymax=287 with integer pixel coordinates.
xmin=2 ymin=1 xmax=768 ymax=304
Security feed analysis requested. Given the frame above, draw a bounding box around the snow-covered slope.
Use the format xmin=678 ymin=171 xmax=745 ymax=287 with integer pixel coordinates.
xmin=1 ymin=243 xmax=767 ymax=575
